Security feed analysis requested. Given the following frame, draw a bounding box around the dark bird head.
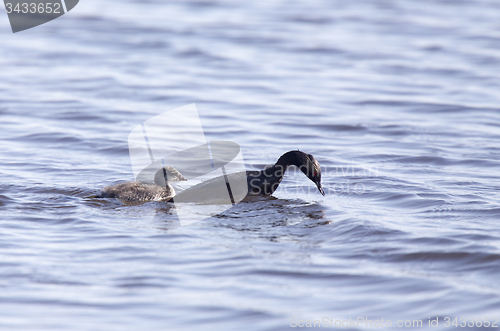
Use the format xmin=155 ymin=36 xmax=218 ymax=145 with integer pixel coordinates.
xmin=277 ymin=150 xmax=325 ymax=196
xmin=300 ymin=153 xmax=325 ymax=196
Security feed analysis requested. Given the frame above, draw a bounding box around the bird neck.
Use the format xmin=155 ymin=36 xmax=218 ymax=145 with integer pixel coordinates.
xmin=262 ymin=151 xmax=302 ymax=180
xmin=275 ymin=150 xmax=303 ymax=168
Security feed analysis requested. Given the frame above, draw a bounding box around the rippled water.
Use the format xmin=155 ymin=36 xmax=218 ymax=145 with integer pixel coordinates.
xmin=1 ymin=0 xmax=500 ymax=330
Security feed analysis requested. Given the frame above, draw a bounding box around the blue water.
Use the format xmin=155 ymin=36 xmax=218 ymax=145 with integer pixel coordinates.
xmin=1 ymin=0 xmax=500 ymax=330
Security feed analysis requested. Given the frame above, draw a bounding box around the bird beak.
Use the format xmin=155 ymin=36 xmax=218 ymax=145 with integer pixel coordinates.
xmin=316 ymin=182 xmax=325 ymax=196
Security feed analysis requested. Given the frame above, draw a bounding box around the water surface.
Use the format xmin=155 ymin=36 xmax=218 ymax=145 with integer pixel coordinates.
xmin=1 ymin=0 xmax=500 ymax=330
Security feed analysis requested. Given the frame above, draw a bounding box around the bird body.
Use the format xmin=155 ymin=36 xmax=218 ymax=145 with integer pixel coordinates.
xmin=99 ymin=181 xmax=176 ymax=202
xmin=172 ymin=150 xmax=324 ymax=203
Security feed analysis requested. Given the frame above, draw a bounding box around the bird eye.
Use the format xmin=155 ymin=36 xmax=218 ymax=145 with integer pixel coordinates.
xmin=313 ymin=171 xmax=317 ymax=176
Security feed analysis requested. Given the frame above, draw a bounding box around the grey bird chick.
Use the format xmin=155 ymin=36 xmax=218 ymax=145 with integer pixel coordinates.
xmin=98 ymin=166 xmax=187 ymax=202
